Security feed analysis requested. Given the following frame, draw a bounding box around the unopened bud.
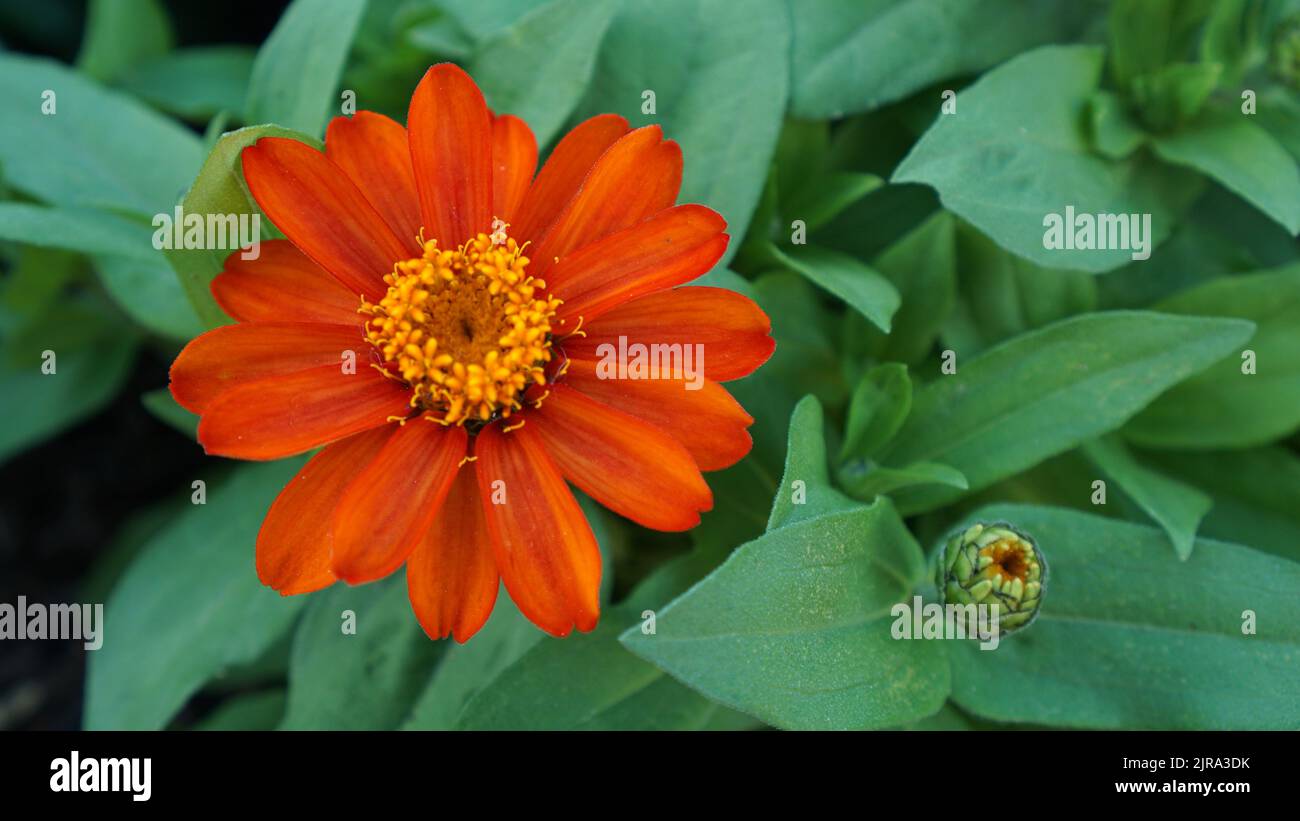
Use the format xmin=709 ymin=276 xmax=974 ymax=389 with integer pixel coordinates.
xmin=937 ymin=522 xmax=1045 ymax=634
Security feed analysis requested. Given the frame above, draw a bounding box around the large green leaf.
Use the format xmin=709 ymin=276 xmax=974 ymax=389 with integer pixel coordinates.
xmin=245 ymin=0 xmax=367 ymax=137
xmin=280 ymin=574 xmax=444 ymax=729
xmin=622 ymin=496 xmax=949 ymax=730
xmin=894 ymin=45 xmax=1200 ymax=273
xmin=878 ymin=312 xmax=1256 ymax=514
xmin=1152 ymin=112 xmax=1300 ymax=235
xmin=0 ymin=52 xmax=202 ymax=215
xmin=85 ymin=460 xmax=308 ymax=729
xmin=949 ymin=504 xmax=1300 ymax=729
xmin=469 ymin=0 xmax=617 ymax=147
xmin=166 ymin=125 xmax=320 ymax=329
xmin=577 ymin=0 xmax=788 ymax=266
xmin=1126 ymin=264 xmax=1300 ymax=448
xmin=621 ymin=398 xmax=947 ymax=729
xmin=789 ymin=0 xmax=1086 ymax=118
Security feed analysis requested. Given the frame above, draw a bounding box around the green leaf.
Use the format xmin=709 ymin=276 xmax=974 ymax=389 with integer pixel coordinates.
xmin=1108 ymin=0 xmax=1214 ymax=87
xmin=245 ymin=0 xmax=367 ymax=137
xmin=85 ymin=460 xmax=309 ymax=729
xmin=1087 ymin=90 xmax=1147 ymax=160
xmin=428 ymin=0 xmax=549 ymax=42
xmin=470 ymin=0 xmax=617 ymax=147
xmin=166 ymin=125 xmax=321 ymax=329
xmin=621 ymin=496 xmax=949 ymax=730
xmin=0 ymin=52 xmax=203 ymax=215
xmin=949 ymin=504 xmax=1300 ymax=729
xmin=1200 ymin=0 xmax=1267 ymax=84
xmin=839 ymin=363 xmax=912 ymax=461
xmin=280 ymin=574 xmax=444 ymax=729
xmin=840 ymin=460 xmax=968 ymax=500
xmin=1257 ymin=88 xmax=1300 ymax=163
xmin=141 ymin=387 xmax=199 ymax=438
xmin=454 ymin=608 xmax=742 ymax=730
xmin=0 ymin=202 xmax=202 ymax=339
xmin=893 ymin=45 xmax=1201 ymax=273
xmin=1151 ymin=111 xmax=1300 ymax=234
xmin=768 ymin=396 xmax=859 ymax=529
xmin=1141 ymin=446 xmax=1300 ymax=563
xmin=452 ymin=549 xmax=755 ymax=730
xmin=196 ymin=690 xmax=286 ymax=731
xmin=784 ymin=172 xmax=882 ymax=232
xmin=1081 ymin=435 xmax=1211 ymax=560
xmin=76 ymin=0 xmax=173 ymax=83
xmin=772 ymin=244 xmax=900 ymax=332
xmin=0 ymin=304 xmax=137 ymax=465
xmin=1130 ymin=62 xmax=1222 ymax=132
xmin=401 ymin=596 xmax=540 ymax=729
xmin=1126 ymin=263 xmax=1300 ymax=448
xmin=789 ymin=0 xmax=1087 ymax=118
xmin=745 ymin=270 xmax=850 ymax=414
xmin=117 ymin=47 xmax=256 ymax=122
xmin=0 ymin=202 xmax=156 ymax=258
xmin=577 ymin=0 xmax=788 ymax=266
xmin=811 ymin=181 xmax=940 ymax=264
xmin=944 ymin=224 xmax=1101 ymax=359
xmin=878 ymin=311 xmax=1256 ymax=514
xmin=861 ymin=211 xmax=956 ymax=364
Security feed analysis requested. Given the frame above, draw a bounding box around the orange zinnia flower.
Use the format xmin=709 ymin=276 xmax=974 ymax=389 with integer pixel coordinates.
xmin=169 ymin=65 xmax=774 ymax=641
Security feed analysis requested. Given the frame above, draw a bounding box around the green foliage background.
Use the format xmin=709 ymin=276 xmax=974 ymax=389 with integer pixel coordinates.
xmin=2 ymin=0 xmax=1299 ymax=730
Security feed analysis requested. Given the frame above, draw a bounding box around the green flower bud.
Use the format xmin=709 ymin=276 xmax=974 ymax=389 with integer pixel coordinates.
xmin=937 ymin=522 xmax=1046 ymax=634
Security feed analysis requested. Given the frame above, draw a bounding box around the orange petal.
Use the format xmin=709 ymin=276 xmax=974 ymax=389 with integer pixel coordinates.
xmin=407 ymin=466 xmax=499 ymax=642
xmin=242 ymin=137 xmax=412 ymax=300
xmin=547 ymin=205 xmax=728 ymax=329
xmin=529 ymin=385 xmax=712 ymax=531
xmin=528 ymin=126 xmax=682 ymax=279
xmin=510 ymin=113 xmax=628 ymax=243
xmin=211 ymin=240 xmax=361 ymax=326
xmin=562 ymin=359 xmax=754 ymax=472
xmin=197 ymin=365 xmax=411 ymax=460
xmin=491 ymin=114 xmax=537 ymax=223
xmin=331 ymin=421 xmax=467 ymax=585
xmin=326 ymin=111 xmax=423 ymax=248
xmin=257 ymin=426 xmax=394 ymax=595
xmin=170 ymin=322 xmax=365 ymax=413
xmin=475 ymin=423 xmax=601 ymax=636
xmin=561 ymin=286 xmax=773 ymax=381
xmin=407 ymin=63 xmax=493 ymax=246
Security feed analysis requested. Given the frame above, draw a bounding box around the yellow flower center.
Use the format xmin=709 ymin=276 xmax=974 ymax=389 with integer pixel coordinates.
xmin=360 ymin=231 xmax=560 ymax=427
xmin=979 ymin=538 xmax=1034 ymax=585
